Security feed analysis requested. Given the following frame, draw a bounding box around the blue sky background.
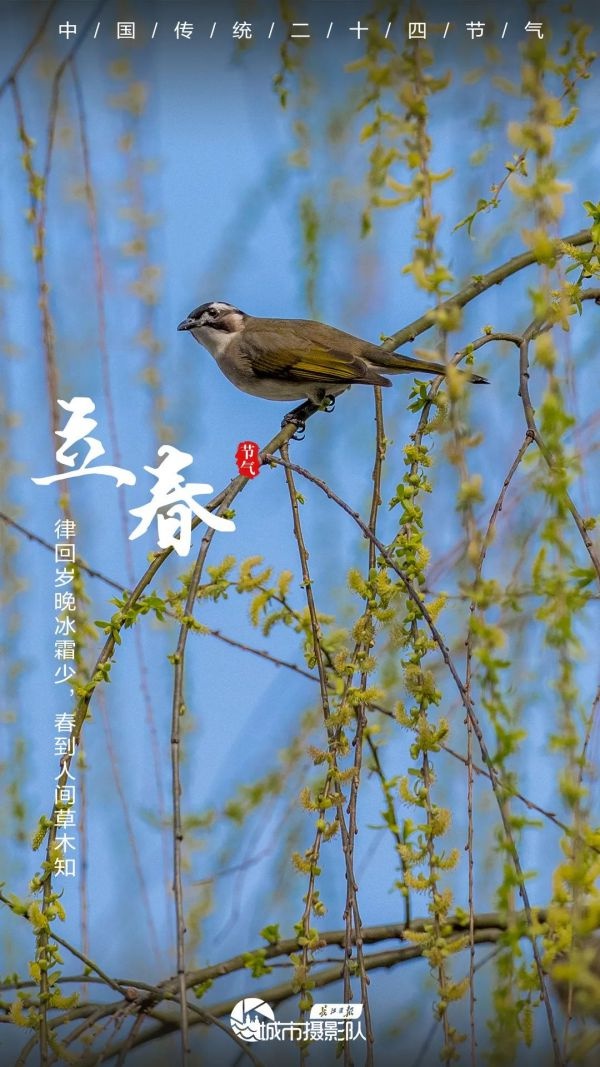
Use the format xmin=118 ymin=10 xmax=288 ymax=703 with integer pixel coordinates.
xmin=1 ymin=1 xmax=600 ymax=1063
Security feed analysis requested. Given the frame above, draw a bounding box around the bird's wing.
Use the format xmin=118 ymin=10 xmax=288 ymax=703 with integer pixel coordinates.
xmin=242 ymin=325 xmax=391 ymax=387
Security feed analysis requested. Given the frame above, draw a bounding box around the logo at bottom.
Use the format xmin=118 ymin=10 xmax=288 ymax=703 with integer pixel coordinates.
xmin=230 ymin=1000 xmax=365 ymax=1043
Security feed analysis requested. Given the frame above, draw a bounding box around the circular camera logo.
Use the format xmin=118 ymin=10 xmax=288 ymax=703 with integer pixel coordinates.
xmin=230 ymin=998 xmax=274 ymax=1042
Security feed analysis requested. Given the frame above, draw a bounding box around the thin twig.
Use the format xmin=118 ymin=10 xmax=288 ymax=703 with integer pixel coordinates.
xmin=0 ymin=891 xmax=127 ymax=996
xmin=0 ymin=1 xmax=60 ymax=97
xmin=70 ymin=56 xmax=171 ymax=896
xmin=519 ymin=324 xmax=600 ymax=584
xmin=464 ymin=431 xmax=535 ymax=1066
xmin=169 ymin=476 xmax=244 ymax=1063
xmin=280 ymin=440 xmax=373 ymax=1065
xmin=347 ymin=386 xmax=387 ymax=1064
xmin=97 ymin=691 xmax=162 ymax=964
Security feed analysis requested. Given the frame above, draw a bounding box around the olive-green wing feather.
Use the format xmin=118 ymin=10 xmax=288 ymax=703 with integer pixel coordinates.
xmin=244 ymin=318 xmax=489 ymax=385
xmin=241 ymin=324 xmax=391 ymax=387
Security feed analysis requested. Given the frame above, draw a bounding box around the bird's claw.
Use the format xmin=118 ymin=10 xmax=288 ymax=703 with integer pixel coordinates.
xmin=282 ymin=399 xmax=318 ymax=440
xmin=281 ymin=413 xmax=306 ymax=441
xmin=323 ymin=395 xmax=336 ymax=413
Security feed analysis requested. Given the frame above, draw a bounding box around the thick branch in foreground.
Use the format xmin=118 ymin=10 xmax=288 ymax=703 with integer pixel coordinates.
xmin=91 ymin=909 xmax=555 ymax=1061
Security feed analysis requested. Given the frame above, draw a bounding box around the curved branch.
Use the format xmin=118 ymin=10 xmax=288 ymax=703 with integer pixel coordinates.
xmin=386 ymin=229 xmax=592 ymax=350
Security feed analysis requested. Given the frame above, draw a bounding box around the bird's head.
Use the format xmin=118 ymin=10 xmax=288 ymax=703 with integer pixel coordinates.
xmin=177 ymin=302 xmax=246 ymax=346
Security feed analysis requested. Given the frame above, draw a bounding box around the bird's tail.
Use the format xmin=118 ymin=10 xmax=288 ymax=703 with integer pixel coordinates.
xmin=383 ymin=352 xmax=489 ymax=385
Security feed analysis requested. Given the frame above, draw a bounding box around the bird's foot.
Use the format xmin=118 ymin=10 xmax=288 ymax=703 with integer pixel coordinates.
xmin=282 ymin=400 xmax=317 ymax=441
xmin=322 ymin=395 xmax=336 ymax=413
xmin=281 ymin=416 xmax=306 ymax=441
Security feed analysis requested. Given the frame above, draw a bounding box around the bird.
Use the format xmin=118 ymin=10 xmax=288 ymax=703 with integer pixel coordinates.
xmin=177 ymin=301 xmax=488 ymax=434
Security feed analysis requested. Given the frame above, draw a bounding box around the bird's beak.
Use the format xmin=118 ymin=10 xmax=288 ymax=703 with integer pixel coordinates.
xmin=177 ymin=317 xmax=195 ymax=332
